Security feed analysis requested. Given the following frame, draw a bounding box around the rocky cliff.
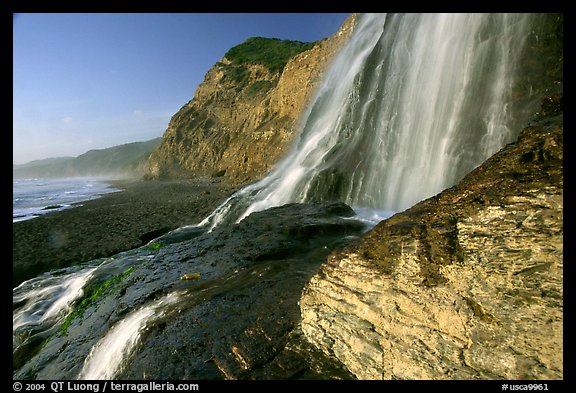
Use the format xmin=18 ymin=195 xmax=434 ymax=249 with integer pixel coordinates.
xmin=145 ymin=15 xmax=356 ymax=185
xmin=300 ymin=94 xmax=563 ymax=379
xmin=14 ymin=95 xmax=564 ymax=380
xmin=296 ymin=13 xmax=564 ymax=380
xmin=14 ymin=13 xmax=564 ymax=381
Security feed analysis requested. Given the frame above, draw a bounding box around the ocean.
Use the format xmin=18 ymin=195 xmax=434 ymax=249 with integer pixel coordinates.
xmin=12 ymin=177 xmax=121 ymax=223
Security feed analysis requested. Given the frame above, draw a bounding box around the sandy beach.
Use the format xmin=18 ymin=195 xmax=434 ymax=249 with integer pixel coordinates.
xmin=13 ymin=178 xmax=238 ymax=287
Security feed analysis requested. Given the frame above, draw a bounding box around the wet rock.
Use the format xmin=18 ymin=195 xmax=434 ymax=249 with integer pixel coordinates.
xmin=14 ymin=202 xmax=364 ymax=380
xmin=12 ymin=179 xmax=237 ymax=288
xmin=300 ymin=102 xmax=563 ymax=379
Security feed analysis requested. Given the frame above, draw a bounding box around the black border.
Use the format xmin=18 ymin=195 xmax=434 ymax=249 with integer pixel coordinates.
xmin=7 ymin=2 xmax=571 ymax=389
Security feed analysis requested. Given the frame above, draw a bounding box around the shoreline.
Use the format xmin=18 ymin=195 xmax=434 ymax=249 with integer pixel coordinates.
xmin=12 ymin=177 xmax=238 ymax=287
xmin=13 ymin=176 xmax=125 ymax=223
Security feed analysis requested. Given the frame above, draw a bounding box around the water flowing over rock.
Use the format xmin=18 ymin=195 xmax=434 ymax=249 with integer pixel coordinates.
xmin=13 ymin=12 xmax=562 ymax=381
xmin=14 ymin=202 xmax=365 ymax=379
xmin=222 ymin=14 xmax=560 ymax=219
xmin=293 ymin=13 xmax=562 ymax=380
xmin=300 ymin=95 xmax=563 ymax=379
xmin=193 ymin=13 xmax=561 ymax=230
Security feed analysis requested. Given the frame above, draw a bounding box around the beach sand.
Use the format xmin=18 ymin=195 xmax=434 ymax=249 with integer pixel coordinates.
xmin=13 ymin=178 xmax=238 ymax=287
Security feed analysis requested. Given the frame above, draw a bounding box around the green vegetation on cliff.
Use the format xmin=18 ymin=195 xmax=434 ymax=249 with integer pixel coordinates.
xmin=218 ymin=37 xmax=316 ymax=94
xmin=224 ymin=37 xmax=315 ymax=73
xmin=144 ymin=16 xmax=356 ymax=183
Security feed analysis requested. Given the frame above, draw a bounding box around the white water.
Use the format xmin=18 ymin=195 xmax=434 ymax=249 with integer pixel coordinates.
xmin=13 ymin=177 xmax=121 ymax=222
xmin=14 ymin=13 xmax=547 ymax=380
xmin=12 ymin=254 xmax=156 ymax=370
xmin=78 ymin=291 xmax=181 ymax=380
xmin=13 ymin=267 xmax=97 ymax=350
xmin=201 ymin=13 xmax=538 ymax=229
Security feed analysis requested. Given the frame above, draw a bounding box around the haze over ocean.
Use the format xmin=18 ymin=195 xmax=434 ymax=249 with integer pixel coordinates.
xmin=13 ymin=177 xmax=121 ymax=222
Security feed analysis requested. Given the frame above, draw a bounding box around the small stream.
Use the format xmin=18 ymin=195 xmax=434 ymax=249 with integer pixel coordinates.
xmin=14 ymin=202 xmax=365 ymax=379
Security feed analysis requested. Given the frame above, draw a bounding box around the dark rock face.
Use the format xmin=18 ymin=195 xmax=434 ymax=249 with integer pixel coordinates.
xmin=300 ymin=96 xmax=563 ymax=379
xmin=14 ymin=202 xmax=364 ymax=380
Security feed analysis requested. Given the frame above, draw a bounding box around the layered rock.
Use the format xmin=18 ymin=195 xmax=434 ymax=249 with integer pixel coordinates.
xmin=300 ymin=96 xmax=563 ymax=379
xmin=145 ymin=15 xmax=356 ymax=185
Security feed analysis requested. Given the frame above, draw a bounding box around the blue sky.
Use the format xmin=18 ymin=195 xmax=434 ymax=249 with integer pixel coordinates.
xmin=13 ymin=13 xmax=351 ymax=165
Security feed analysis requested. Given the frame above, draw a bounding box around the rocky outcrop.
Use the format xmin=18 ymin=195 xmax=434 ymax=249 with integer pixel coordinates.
xmin=145 ymin=15 xmax=356 ymax=185
xmin=14 ymin=202 xmax=366 ymax=379
xmin=15 ymin=13 xmax=564 ymax=381
xmin=15 ymin=99 xmax=563 ymax=379
xmin=300 ymin=95 xmax=563 ymax=379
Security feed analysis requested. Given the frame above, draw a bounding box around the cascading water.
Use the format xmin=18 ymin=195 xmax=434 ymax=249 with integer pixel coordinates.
xmin=78 ymin=291 xmax=181 ymax=380
xmin=14 ymin=13 xmax=554 ymax=380
xmin=202 ymin=13 xmax=541 ymax=229
xmin=13 ymin=267 xmax=97 ymax=351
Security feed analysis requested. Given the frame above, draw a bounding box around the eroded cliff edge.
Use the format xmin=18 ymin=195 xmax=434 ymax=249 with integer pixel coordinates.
xmin=300 ymin=94 xmax=563 ymax=379
xmin=145 ymin=15 xmax=356 ymax=185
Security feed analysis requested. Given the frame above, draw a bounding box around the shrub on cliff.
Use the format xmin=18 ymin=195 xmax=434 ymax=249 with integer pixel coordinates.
xmin=217 ymin=37 xmax=316 ymax=93
xmin=224 ymin=36 xmax=315 ymax=73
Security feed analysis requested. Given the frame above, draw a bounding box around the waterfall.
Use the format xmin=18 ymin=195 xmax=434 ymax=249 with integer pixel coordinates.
xmin=203 ymin=13 xmax=540 ymax=229
xmin=14 ymin=13 xmax=553 ymax=380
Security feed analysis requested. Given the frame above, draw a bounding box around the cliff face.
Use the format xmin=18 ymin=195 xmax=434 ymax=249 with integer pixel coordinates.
xmin=145 ymin=15 xmax=356 ymax=185
xmin=299 ymin=95 xmax=563 ymax=379
xmin=297 ymin=13 xmax=564 ymax=380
